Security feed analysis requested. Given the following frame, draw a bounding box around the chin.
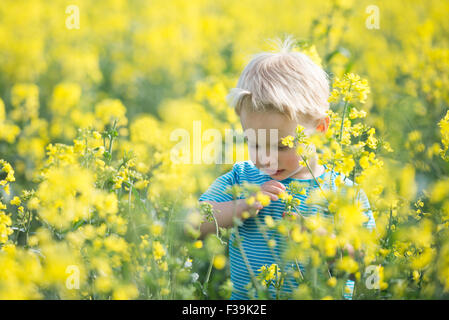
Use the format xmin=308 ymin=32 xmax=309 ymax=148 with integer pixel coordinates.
xmin=269 ymin=169 xmax=286 ymax=178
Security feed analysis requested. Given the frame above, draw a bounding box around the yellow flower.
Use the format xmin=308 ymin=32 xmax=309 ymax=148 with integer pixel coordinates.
xmin=134 ymin=179 xmax=149 ymax=190
xmin=281 ymin=135 xmax=295 ymax=148
xmin=0 ymin=212 xmax=13 ymax=243
xmin=193 ymin=240 xmax=203 ymax=249
xmin=328 ymin=89 xmax=340 ymax=103
xmin=0 ymin=98 xmax=5 ymax=122
xmin=112 ymin=284 xmax=138 ymax=300
xmin=336 ymin=256 xmax=359 ymax=274
xmin=246 ymin=196 xmax=255 ymax=206
xmin=330 ymin=73 xmax=370 ymax=104
xmin=152 ymin=241 xmax=166 ymax=261
xmin=327 ymin=277 xmax=337 ymax=287
xmin=349 ymin=107 xmax=367 ymax=119
xmin=161 ymin=288 xmax=170 ymax=296
xmin=4 ymin=184 xmax=10 ymax=195
xmin=104 ymin=235 xmax=128 ymax=254
xmin=359 ymin=155 xmax=370 ymax=169
xmin=279 ymin=191 xmax=293 ymax=203
xmin=11 ymin=83 xmax=39 ymax=120
xmin=367 ymin=130 xmax=378 ymax=149
xmin=277 ymin=224 xmax=288 ymax=235
xmin=439 ymin=110 xmax=449 ymax=160
xmin=256 ymin=192 xmax=270 ymax=207
xmin=324 ymin=237 xmax=337 ymax=257
xmin=0 ymin=159 xmax=15 ymax=185
xmin=291 ymin=226 xmax=303 ymax=243
xmin=150 ymin=222 xmax=163 ymax=236
xmin=213 ymin=254 xmax=227 ymax=270
xmin=27 ymin=197 xmax=40 ymax=210
xmin=258 ymin=263 xmax=281 ymax=285
xmin=94 ymin=274 xmax=113 ymax=294
xmin=159 ymin=261 xmax=168 ymax=271
xmin=10 ymin=196 xmax=21 ymax=206
xmin=264 ymin=215 xmax=275 ymax=228
xmin=50 ymin=83 xmax=81 ymax=115
xmin=95 ymin=98 xmax=128 ymax=128
xmin=413 ymin=270 xmax=420 ymax=282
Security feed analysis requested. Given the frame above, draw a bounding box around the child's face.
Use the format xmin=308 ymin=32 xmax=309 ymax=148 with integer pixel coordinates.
xmin=240 ymin=107 xmax=327 ymax=180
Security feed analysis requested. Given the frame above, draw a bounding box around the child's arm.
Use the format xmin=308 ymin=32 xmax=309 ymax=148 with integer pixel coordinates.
xmin=199 ymin=199 xmax=261 ymax=238
xmin=199 ymin=180 xmax=286 ymax=238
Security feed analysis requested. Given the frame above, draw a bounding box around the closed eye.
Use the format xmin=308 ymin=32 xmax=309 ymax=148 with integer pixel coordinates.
xmin=244 ymin=137 xmax=258 ymax=149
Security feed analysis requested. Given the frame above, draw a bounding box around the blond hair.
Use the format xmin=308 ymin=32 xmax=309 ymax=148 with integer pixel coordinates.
xmin=226 ymin=35 xmax=330 ymax=126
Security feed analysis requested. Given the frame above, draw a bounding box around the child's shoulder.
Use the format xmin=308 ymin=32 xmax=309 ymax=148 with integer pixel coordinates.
xmin=231 ymin=160 xmax=256 ymax=173
xmin=229 ymin=160 xmax=268 ymax=184
xmin=324 ymin=168 xmax=356 ymax=187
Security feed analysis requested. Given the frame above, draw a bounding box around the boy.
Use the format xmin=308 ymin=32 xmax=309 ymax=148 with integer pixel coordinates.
xmin=198 ymin=36 xmax=376 ymax=299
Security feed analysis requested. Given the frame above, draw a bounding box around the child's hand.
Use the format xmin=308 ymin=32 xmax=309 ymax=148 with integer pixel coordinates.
xmin=245 ymin=180 xmax=286 ymax=215
xmin=259 ymin=180 xmax=286 ymax=202
xmin=343 ymin=243 xmax=355 ymax=258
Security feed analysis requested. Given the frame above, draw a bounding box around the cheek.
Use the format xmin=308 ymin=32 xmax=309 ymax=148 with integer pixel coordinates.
xmin=279 ymin=150 xmax=302 ymax=167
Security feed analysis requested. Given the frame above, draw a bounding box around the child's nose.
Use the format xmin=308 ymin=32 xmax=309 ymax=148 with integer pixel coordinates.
xmin=258 ymin=156 xmax=278 ymax=170
xmin=259 ymin=157 xmax=270 ymax=167
xmin=249 ymin=146 xmax=278 ymax=168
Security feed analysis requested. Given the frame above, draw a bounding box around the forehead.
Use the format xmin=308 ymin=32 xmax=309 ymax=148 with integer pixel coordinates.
xmin=240 ymin=108 xmax=298 ymax=139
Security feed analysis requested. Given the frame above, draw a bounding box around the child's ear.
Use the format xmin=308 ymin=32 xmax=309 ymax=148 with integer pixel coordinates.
xmin=316 ymin=116 xmax=330 ymax=133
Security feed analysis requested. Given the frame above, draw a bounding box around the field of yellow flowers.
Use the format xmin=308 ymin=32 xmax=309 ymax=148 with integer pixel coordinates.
xmin=0 ymin=0 xmax=449 ymax=300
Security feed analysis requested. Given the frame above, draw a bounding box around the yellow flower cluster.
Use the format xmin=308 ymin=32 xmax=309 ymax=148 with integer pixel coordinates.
xmin=281 ymin=135 xmax=295 ymax=148
xmin=0 ymin=98 xmax=20 ymax=144
xmin=95 ymin=99 xmax=128 ymax=129
xmin=0 ymin=159 xmax=15 ymax=195
xmin=0 ymin=106 xmax=207 ymax=299
xmin=438 ymin=110 xmax=449 ymax=161
xmin=11 ymin=83 xmax=40 ymax=121
xmin=257 ymin=264 xmax=282 ymax=288
xmin=329 ymin=73 xmax=370 ymax=104
xmin=0 ymin=0 xmax=447 ymax=301
xmin=0 ymin=206 xmax=13 ymax=244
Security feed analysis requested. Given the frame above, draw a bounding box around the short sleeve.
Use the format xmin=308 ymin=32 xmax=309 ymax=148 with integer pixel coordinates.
xmin=356 ymin=188 xmax=376 ymax=230
xmin=198 ymin=164 xmax=239 ymax=203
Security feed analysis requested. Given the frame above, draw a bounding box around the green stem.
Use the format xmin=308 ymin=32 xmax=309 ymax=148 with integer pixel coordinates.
xmin=202 ymin=255 xmax=215 ymax=296
xmin=202 ymin=208 xmax=225 ymax=296
xmin=339 ymin=99 xmax=350 ymax=145
xmin=128 ymin=181 xmax=135 ymax=231
xmin=302 ymin=158 xmax=331 ymax=205
xmin=253 ymin=214 xmax=292 ymax=295
xmin=211 ymin=209 xmax=226 ymax=245
xmin=330 ymin=85 xmax=352 ymax=181
xmin=295 ymin=258 xmax=304 ymax=281
xmin=275 ymin=264 xmax=280 ymax=300
xmin=232 ymin=197 xmax=262 ymax=297
xmin=384 ymin=206 xmax=393 ymax=247
xmin=106 ymin=119 xmax=118 ymax=165
xmin=313 ymin=266 xmax=318 ymax=299
xmin=25 ymin=210 xmax=32 ymax=245
xmin=304 ymin=158 xmax=324 ymax=193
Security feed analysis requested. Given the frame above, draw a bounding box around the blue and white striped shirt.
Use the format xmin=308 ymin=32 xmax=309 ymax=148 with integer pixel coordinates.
xmin=199 ymin=160 xmax=376 ymax=300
